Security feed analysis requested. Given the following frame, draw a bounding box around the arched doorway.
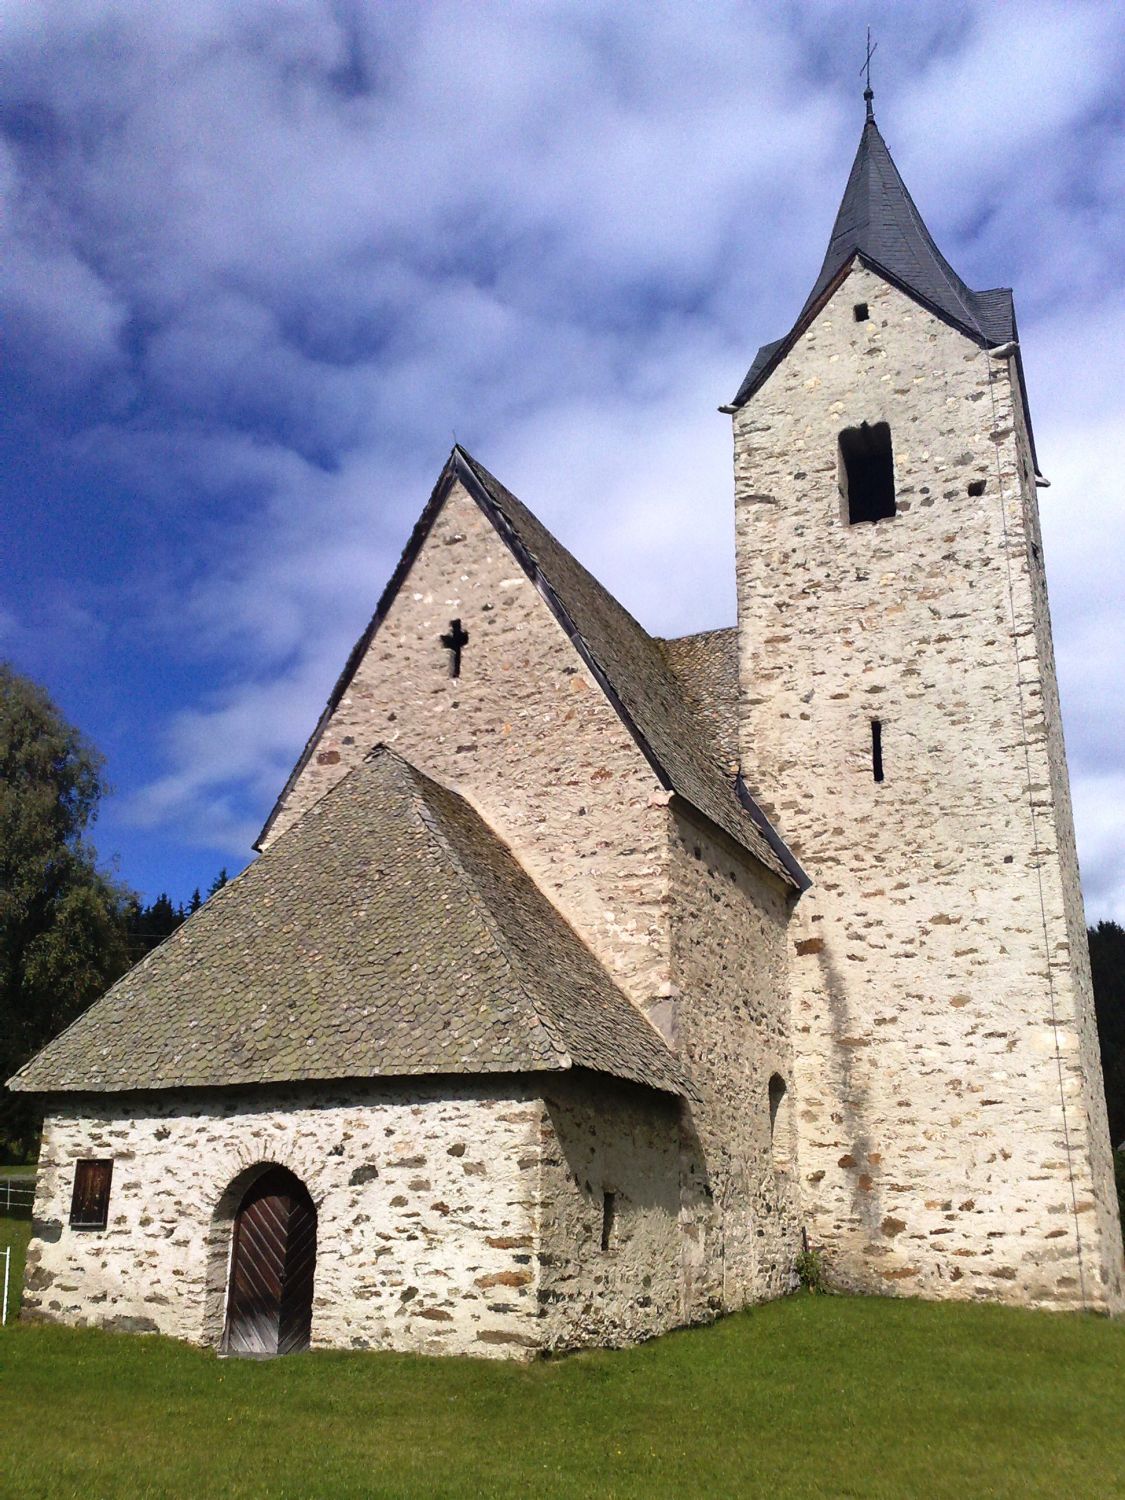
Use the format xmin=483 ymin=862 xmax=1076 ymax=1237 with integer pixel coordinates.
xmin=223 ymin=1165 xmax=317 ymax=1356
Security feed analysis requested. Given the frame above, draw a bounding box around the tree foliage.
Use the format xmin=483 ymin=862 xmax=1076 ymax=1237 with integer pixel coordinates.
xmin=125 ymin=892 xmax=187 ymax=961
xmin=0 ymin=664 xmax=133 ymax=1156
xmin=1089 ymin=920 xmax=1125 ymax=1153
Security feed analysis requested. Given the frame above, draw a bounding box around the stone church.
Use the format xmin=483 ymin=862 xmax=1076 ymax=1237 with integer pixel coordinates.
xmin=10 ymin=98 xmax=1123 ymax=1357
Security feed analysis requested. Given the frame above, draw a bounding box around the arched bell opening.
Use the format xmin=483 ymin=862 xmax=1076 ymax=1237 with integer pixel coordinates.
xmin=221 ymin=1164 xmax=318 ymax=1357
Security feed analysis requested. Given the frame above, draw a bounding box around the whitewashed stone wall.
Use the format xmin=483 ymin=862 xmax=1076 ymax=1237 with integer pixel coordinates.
xmin=265 ymin=480 xmax=674 ymax=1029
xmin=25 ymin=1080 xmax=546 ymax=1357
xmin=733 ymin=265 xmax=1124 ymax=1312
xmin=25 ymin=1073 xmax=732 ymax=1358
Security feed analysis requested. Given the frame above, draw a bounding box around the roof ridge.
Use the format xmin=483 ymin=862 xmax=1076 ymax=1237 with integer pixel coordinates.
xmin=405 ymin=760 xmax=689 ymax=1088
xmin=657 ymin=624 xmax=736 ymax=646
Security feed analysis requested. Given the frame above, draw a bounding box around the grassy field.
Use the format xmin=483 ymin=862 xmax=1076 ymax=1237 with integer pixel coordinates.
xmin=1 ymin=1295 xmax=1123 ymax=1499
xmin=1 ymin=1211 xmax=31 ymax=1321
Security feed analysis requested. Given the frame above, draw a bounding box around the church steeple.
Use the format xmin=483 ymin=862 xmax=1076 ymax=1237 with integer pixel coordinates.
xmin=731 ymin=105 xmax=1016 ymax=408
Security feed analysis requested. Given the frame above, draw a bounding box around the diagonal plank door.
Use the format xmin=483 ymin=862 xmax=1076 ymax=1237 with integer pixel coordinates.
xmin=225 ymin=1167 xmax=317 ymax=1356
xmin=278 ymin=1190 xmax=317 ymax=1356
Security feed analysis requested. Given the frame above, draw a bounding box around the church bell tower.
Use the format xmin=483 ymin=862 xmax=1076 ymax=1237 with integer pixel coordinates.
xmin=730 ymin=92 xmax=1123 ymax=1311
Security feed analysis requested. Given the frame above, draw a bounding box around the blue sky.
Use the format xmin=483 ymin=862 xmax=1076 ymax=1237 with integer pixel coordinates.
xmin=3 ymin=0 xmax=1125 ymax=919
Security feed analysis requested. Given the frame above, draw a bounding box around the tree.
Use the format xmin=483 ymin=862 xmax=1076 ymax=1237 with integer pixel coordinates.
xmin=124 ymin=892 xmax=186 ymax=961
xmin=1088 ymin=920 xmax=1125 ymax=1152
xmin=0 ymin=665 xmax=132 ymax=1158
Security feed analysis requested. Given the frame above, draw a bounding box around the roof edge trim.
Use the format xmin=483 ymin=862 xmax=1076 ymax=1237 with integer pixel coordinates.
xmin=732 ymin=776 xmax=812 ymax=892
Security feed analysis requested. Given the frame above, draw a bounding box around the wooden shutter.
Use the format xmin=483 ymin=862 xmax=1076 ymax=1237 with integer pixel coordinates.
xmin=69 ymin=1159 xmax=113 ymax=1229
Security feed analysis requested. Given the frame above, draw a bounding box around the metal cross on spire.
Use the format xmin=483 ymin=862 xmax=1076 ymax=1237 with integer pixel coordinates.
xmin=860 ymin=27 xmax=877 ymax=120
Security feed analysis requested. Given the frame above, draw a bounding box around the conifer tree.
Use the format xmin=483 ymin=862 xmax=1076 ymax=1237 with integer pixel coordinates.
xmin=1088 ymin=920 xmax=1125 ymax=1149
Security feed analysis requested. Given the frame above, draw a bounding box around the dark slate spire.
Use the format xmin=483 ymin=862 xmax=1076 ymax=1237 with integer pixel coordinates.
xmin=731 ymin=107 xmax=1016 ymax=407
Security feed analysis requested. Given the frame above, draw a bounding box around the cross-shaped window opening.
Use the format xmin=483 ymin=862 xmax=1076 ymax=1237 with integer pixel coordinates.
xmin=440 ymin=618 xmax=469 ymax=678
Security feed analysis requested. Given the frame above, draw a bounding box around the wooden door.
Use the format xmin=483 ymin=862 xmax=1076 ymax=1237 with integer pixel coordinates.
xmin=224 ymin=1166 xmax=317 ymax=1356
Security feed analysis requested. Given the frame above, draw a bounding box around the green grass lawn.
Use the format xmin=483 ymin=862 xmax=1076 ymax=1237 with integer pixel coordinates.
xmin=0 ymin=1210 xmax=31 ymax=1321
xmin=1 ymin=1296 xmax=1123 ymax=1499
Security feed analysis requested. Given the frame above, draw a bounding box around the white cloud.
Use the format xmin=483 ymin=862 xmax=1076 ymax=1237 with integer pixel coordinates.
xmin=2 ymin=0 xmax=1123 ymax=920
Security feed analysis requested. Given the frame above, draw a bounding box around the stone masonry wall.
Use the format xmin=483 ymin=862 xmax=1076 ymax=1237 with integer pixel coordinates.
xmin=25 ymin=1080 xmax=548 ymax=1358
xmin=536 ymin=1072 xmax=683 ymax=1350
xmin=265 ymin=480 xmax=674 ymax=1030
xmin=733 ymin=265 xmax=1124 ymax=1312
xmin=667 ymin=804 xmax=802 ymax=1314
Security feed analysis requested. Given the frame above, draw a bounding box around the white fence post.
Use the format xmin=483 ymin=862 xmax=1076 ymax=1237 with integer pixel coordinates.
xmin=2 ymin=1245 xmax=10 ymax=1327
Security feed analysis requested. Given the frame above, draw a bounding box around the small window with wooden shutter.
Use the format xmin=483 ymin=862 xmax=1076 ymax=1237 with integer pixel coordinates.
xmin=69 ymin=1159 xmax=113 ymax=1229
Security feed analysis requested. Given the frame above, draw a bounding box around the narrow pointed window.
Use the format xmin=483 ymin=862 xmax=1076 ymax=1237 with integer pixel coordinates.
xmin=768 ymin=1074 xmax=792 ymax=1172
xmin=840 ymin=421 xmax=895 ymax=524
xmin=600 ymin=1190 xmax=617 ymax=1251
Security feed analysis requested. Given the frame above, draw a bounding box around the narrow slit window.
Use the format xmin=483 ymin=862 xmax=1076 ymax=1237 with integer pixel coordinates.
xmin=853 ymin=302 xmax=869 ymax=322
xmin=600 ymin=1190 xmax=617 ymax=1252
xmin=768 ymin=1073 xmax=792 ymax=1171
xmin=69 ymin=1159 xmax=113 ymax=1230
xmin=871 ymin=719 xmax=885 ymax=783
xmin=840 ymin=421 xmax=895 ymax=524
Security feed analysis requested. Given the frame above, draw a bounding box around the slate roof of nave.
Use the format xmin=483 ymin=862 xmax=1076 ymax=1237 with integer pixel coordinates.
xmin=10 ymin=747 xmax=688 ymax=1098
xmin=732 ymin=109 xmax=1019 ymax=410
xmin=656 ymin=627 xmax=739 ymax=776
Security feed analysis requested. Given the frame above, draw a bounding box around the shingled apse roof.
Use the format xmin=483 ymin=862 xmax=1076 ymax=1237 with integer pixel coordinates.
xmin=10 ymin=748 xmax=687 ymax=1098
xmin=732 ymin=108 xmax=1018 ymax=408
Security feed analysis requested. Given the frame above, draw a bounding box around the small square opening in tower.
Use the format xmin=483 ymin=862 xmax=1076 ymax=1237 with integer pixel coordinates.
xmin=840 ymin=421 xmax=895 ymax=524
xmin=853 ymin=302 xmax=869 ymax=322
